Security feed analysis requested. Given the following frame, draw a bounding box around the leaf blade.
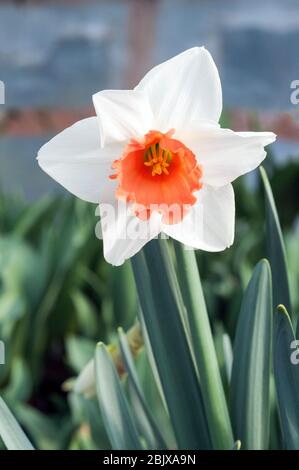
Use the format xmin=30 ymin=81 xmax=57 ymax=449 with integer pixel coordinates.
xmin=0 ymin=396 xmax=34 ymax=450
xmin=118 ymin=327 xmax=166 ymax=450
xmin=273 ymin=305 xmax=299 ymax=449
xmin=260 ymin=166 xmax=291 ymax=313
xmin=230 ymin=259 xmax=272 ymax=449
xmin=174 ymin=242 xmax=233 ymax=449
xmin=95 ymin=343 xmax=142 ymax=450
xmin=131 ymin=240 xmax=210 ymax=449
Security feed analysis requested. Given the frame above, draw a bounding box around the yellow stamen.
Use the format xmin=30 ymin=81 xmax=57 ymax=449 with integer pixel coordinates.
xmin=144 ymin=144 xmax=172 ymax=176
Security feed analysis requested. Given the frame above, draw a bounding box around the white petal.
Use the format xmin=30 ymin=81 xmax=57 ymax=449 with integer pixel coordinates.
xmin=99 ymin=201 xmax=162 ymax=266
xmin=135 ymin=47 xmax=222 ymax=131
xmin=38 ymin=117 xmax=121 ymax=204
xmin=163 ymin=184 xmax=235 ymax=252
xmin=93 ymin=89 xmax=154 ymax=147
xmin=183 ymin=126 xmax=276 ymax=186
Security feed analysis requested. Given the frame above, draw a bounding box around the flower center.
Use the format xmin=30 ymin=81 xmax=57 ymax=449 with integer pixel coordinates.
xmin=144 ymin=143 xmax=172 ymax=176
xmin=110 ymin=130 xmax=203 ymax=224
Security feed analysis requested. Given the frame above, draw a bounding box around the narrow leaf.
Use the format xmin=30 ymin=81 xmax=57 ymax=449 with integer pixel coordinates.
xmin=223 ymin=333 xmax=233 ymax=384
xmin=260 ymin=166 xmax=291 ymax=313
xmin=230 ymin=259 xmax=272 ymax=449
xmin=0 ymin=396 xmax=34 ymax=450
xmin=95 ymin=343 xmax=142 ymax=450
xmin=174 ymin=242 xmax=233 ymax=449
xmin=118 ymin=327 xmax=166 ymax=449
xmin=273 ymin=305 xmax=299 ymax=449
xmin=131 ymin=240 xmax=210 ymax=449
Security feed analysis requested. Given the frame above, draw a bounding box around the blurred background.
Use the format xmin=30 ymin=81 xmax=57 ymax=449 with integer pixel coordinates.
xmin=0 ymin=0 xmax=298 ymax=450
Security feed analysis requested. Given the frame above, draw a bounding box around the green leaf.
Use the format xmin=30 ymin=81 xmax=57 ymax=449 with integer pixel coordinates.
xmin=14 ymin=196 xmax=56 ymax=239
xmin=230 ymin=259 xmax=272 ymax=449
xmin=131 ymin=240 xmax=210 ymax=449
xmin=118 ymin=327 xmax=166 ymax=450
xmin=174 ymin=242 xmax=233 ymax=449
xmin=95 ymin=343 xmax=142 ymax=450
xmin=71 ymin=290 xmax=98 ymax=337
xmin=269 ymin=374 xmax=281 ymax=450
xmin=214 ymin=323 xmax=234 ymax=392
xmin=4 ymin=357 xmax=32 ymax=403
xmin=15 ymin=404 xmax=62 ymax=450
xmin=260 ymin=166 xmax=291 ymax=313
xmin=110 ymin=262 xmax=138 ymax=328
xmin=223 ymin=333 xmax=233 ymax=384
xmin=134 ymin=348 xmax=176 ymax=449
xmin=0 ymin=396 xmax=34 ymax=450
xmin=68 ymin=392 xmax=103 ymax=445
xmin=273 ymin=305 xmax=299 ymax=449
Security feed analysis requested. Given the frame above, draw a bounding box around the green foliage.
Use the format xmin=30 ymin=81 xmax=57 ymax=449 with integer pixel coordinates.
xmin=230 ymin=260 xmax=272 ymax=449
xmin=132 ymin=244 xmax=210 ymax=449
xmin=174 ymin=242 xmax=233 ymax=449
xmin=0 ymin=194 xmax=136 ymax=449
xmin=95 ymin=343 xmax=142 ymax=450
xmin=273 ymin=305 xmax=299 ymax=449
xmin=260 ymin=167 xmax=291 ymax=314
xmin=1 ymin=161 xmax=299 ymax=450
xmin=0 ymin=396 xmax=34 ymax=450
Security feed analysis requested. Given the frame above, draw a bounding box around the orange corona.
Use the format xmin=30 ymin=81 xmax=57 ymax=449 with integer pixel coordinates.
xmin=110 ymin=130 xmax=203 ymax=224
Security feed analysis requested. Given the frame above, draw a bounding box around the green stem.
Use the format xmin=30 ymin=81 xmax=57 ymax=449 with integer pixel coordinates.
xmin=174 ymin=242 xmax=234 ymax=449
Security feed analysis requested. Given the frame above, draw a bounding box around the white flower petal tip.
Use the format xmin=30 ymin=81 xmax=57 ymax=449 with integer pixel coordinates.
xmin=237 ymin=131 xmax=277 ymax=146
xmin=37 ymin=117 xmax=121 ymax=204
xmin=135 ymin=46 xmax=222 ymax=130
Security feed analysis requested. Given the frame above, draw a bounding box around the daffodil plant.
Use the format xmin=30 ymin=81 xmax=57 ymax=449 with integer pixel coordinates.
xmin=1 ymin=47 xmax=296 ymax=452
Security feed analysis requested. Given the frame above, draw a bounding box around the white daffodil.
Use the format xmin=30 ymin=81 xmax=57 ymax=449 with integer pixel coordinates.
xmin=38 ymin=47 xmax=276 ymax=266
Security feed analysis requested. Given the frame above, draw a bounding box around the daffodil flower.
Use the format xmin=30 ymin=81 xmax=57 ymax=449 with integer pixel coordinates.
xmin=38 ymin=47 xmax=276 ymax=266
